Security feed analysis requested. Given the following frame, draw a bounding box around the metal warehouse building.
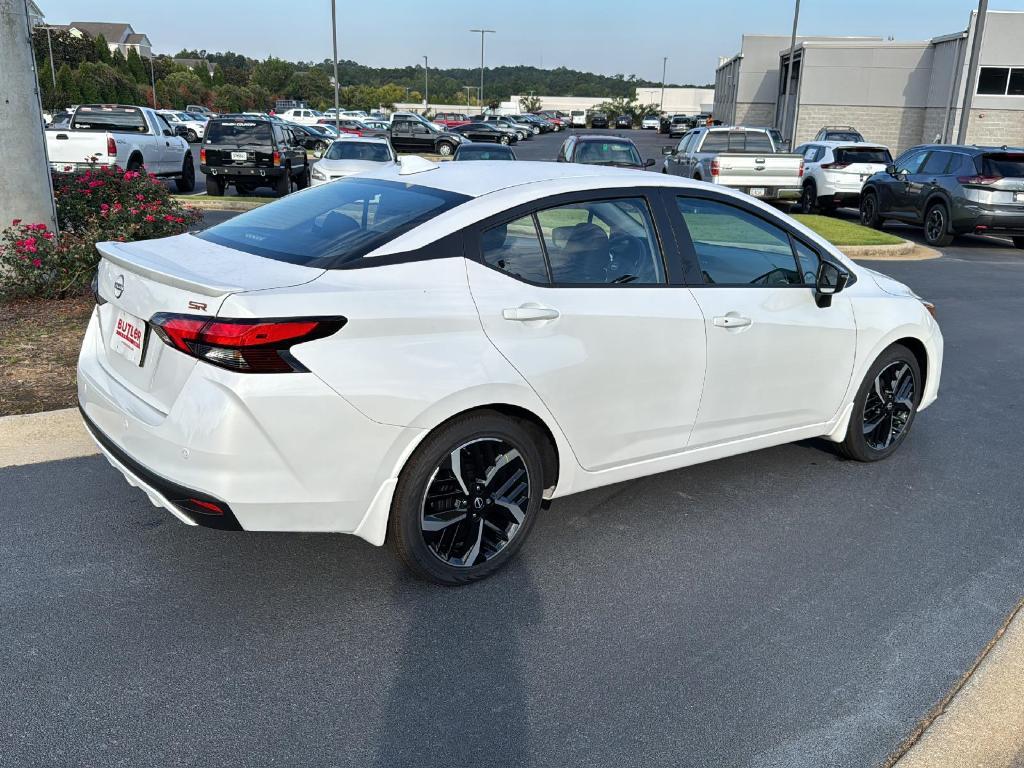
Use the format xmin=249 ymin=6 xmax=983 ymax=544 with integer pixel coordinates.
xmin=714 ymin=9 xmax=1024 ymax=153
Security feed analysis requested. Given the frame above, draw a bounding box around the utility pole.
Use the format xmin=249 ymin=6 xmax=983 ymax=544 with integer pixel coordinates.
xmin=956 ymin=0 xmax=989 ymax=144
xmin=148 ymin=53 xmax=157 ymax=108
xmin=1 ymin=0 xmax=58 ymax=232
xmin=331 ymin=0 xmax=340 ymax=129
xmin=778 ymin=0 xmax=801 ymax=145
xmin=43 ymin=24 xmax=55 ymax=90
xmin=423 ymin=55 xmax=429 ymax=110
xmin=470 ymin=28 xmax=495 ymax=110
xmin=660 ymin=56 xmax=667 ymax=112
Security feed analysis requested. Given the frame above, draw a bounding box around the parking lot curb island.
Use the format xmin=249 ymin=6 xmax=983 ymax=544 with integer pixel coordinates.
xmin=0 ymin=407 xmax=98 ymax=468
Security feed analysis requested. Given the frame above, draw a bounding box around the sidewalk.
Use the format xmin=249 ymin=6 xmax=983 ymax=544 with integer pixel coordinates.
xmin=892 ymin=600 xmax=1024 ymax=768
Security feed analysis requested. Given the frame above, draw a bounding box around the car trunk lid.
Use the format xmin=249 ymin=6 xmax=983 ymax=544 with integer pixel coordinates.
xmin=94 ymin=233 xmax=324 ymax=414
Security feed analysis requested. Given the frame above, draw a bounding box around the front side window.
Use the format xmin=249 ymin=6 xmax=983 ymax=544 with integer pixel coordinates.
xmin=896 ymin=150 xmax=928 ymax=175
xmin=481 ymin=216 xmax=549 ymax=283
xmin=197 ymin=178 xmax=470 ymax=268
xmin=535 ymin=198 xmax=665 ymax=285
xmin=676 ymin=197 xmax=802 ymax=286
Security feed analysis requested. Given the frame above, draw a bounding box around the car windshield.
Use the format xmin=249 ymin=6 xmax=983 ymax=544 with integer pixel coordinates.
xmin=196 ymin=178 xmax=470 ymax=268
xmin=323 ymin=142 xmax=392 ymax=162
xmin=575 ymin=141 xmax=642 ymax=166
xmin=457 ymin=147 xmax=514 ymax=160
xmin=981 ymin=153 xmax=1024 ymax=177
xmin=835 ymin=147 xmax=892 ymax=164
xmin=206 ymin=121 xmax=272 ymax=144
xmin=70 ymin=107 xmax=147 ymax=132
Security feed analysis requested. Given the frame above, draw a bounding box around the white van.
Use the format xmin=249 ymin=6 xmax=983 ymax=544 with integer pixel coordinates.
xmin=571 ymin=110 xmax=586 ymax=127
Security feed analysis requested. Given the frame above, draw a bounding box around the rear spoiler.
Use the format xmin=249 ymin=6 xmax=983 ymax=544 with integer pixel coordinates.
xmin=97 ymin=240 xmax=236 ymax=297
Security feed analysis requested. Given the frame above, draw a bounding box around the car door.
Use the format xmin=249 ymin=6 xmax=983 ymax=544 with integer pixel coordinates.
xmin=909 ymin=150 xmax=952 ymax=219
xmin=464 ymin=191 xmax=707 ymax=471
xmin=667 ymin=131 xmax=695 ymax=176
xmin=884 ymin=149 xmax=929 ymax=220
xmin=670 ymin=192 xmax=857 ymax=447
xmin=152 ymin=113 xmax=180 ymax=173
xmin=390 ymin=119 xmax=412 ymax=150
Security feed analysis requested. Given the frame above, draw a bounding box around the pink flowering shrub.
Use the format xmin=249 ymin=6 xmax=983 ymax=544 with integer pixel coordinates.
xmin=1 ymin=165 xmax=201 ymax=298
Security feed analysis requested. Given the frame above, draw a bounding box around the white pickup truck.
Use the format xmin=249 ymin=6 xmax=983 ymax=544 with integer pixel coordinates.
xmin=662 ymin=126 xmax=804 ymax=202
xmin=45 ymin=104 xmax=195 ymax=192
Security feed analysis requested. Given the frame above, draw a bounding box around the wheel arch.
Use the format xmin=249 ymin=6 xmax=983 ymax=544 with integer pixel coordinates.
xmin=126 ymin=150 xmax=144 ymax=169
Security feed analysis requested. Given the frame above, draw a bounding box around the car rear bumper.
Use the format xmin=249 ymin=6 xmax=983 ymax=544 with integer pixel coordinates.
xmin=77 ymin=309 xmax=416 ymax=541
xmin=201 ymin=164 xmax=285 ymax=179
xmin=955 ymin=203 xmax=1024 ymax=235
xmin=734 ymin=186 xmax=802 ymax=200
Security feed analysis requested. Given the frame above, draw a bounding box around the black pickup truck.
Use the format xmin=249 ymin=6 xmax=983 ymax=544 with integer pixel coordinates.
xmin=200 ymin=116 xmax=309 ymax=196
xmin=389 ymin=116 xmax=464 ymax=157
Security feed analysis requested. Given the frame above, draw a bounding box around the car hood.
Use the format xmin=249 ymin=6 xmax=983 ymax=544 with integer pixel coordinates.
xmin=864 ymin=267 xmax=921 ymax=299
xmin=314 ymin=159 xmax=390 ymax=176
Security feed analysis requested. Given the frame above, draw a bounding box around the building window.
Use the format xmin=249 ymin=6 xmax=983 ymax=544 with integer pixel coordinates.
xmin=976 ymin=66 xmax=1023 ymax=95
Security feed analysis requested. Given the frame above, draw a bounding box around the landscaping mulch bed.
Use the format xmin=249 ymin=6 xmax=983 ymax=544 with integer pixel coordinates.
xmin=0 ymin=294 xmax=93 ymax=417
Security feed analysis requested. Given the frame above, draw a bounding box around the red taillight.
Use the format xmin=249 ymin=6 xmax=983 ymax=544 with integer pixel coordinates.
xmin=107 ymin=136 xmax=117 ymax=156
xmin=273 ymin=151 xmax=281 ymax=166
xmin=710 ymin=158 xmax=720 ymax=177
xmin=957 ymin=175 xmax=1001 ymax=185
xmin=820 ymin=162 xmax=849 ymax=170
xmin=150 ymin=314 xmax=346 ymax=373
xmin=200 ymin=147 xmax=206 ymax=164
xmin=799 ymin=159 xmax=805 ymax=177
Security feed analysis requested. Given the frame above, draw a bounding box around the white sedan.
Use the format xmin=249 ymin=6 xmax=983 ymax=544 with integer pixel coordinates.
xmin=79 ymin=161 xmax=942 ymax=584
xmin=642 ymin=114 xmax=661 ymax=130
xmin=310 ymin=137 xmax=397 ymax=186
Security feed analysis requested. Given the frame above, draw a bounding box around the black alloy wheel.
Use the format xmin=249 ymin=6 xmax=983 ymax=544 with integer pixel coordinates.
xmin=389 ymin=412 xmax=544 ymax=585
xmin=839 ymin=344 xmax=921 ymax=461
xmin=799 ymin=182 xmax=818 ymax=214
xmin=860 ymin=191 xmax=883 ymax=229
xmin=924 ymin=203 xmax=953 ymax=247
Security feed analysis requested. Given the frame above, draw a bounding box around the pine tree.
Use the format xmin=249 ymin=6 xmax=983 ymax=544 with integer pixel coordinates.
xmin=54 ymin=63 xmax=80 ymax=107
xmin=93 ymin=34 xmax=112 ymax=64
xmin=125 ymin=48 xmax=147 ymax=84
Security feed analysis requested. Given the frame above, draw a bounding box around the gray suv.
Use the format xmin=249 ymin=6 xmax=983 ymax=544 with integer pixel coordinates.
xmin=859 ymin=144 xmax=1024 ymax=248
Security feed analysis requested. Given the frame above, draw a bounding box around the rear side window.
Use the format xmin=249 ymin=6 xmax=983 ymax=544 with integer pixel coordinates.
xmin=206 ymin=121 xmax=272 ymax=144
xmin=981 ymin=153 xmax=1024 ymax=178
xmin=834 ymin=147 xmax=892 ymax=165
xmin=197 ymin=178 xmax=470 ymax=268
xmin=676 ymin=197 xmax=802 ymax=286
xmin=70 ymin=107 xmax=146 ymax=132
xmin=920 ymin=151 xmax=952 ymax=175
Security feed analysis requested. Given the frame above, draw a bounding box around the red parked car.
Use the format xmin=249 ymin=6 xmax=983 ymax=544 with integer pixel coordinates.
xmin=432 ymin=112 xmax=472 ymax=129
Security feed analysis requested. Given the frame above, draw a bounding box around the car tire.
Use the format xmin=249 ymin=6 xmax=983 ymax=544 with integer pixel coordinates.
xmin=235 ymin=182 xmax=255 ymax=195
xmin=838 ymin=344 xmax=922 ymax=462
xmin=185 ymin=129 xmax=198 ymax=143
xmin=387 ymin=410 xmax=545 ymax=585
xmin=799 ymin=181 xmax=818 ymax=214
xmin=174 ymin=154 xmax=195 ymax=193
xmin=205 ymin=174 xmax=224 ymax=196
xmin=295 ymin=166 xmax=311 ymax=190
xmin=860 ymin=191 xmax=884 ymax=229
xmin=923 ymin=202 xmax=954 ymax=247
xmin=1013 ymin=236 xmax=1024 ymax=250
xmin=275 ymin=169 xmax=291 ymax=197
xmin=437 ymin=141 xmax=455 ymax=157
xmin=499 ymin=135 xmax=510 ymax=145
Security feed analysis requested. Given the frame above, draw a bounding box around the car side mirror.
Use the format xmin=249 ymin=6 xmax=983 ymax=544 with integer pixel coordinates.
xmin=885 ymin=163 xmax=897 ymax=175
xmin=162 ymin=128 xmax=173 ymax=137
xmin=644 ymin=158 xmax=656 ymax=168
xmin=662 ymin=146 xmax=675 ymax=156
xmin=815 ymin=261 xmax=850 ymax=308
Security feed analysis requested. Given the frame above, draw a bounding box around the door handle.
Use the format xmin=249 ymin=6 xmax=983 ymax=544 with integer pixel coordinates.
xmin=713 ymin=315 xmax=752 ymax=328
xmin=503 ymin=306 xmax=560 ymax=322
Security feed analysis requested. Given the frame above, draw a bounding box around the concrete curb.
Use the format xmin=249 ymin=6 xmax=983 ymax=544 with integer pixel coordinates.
xmin=887 ymin=598 xmax=1024 ymax=767
xmin=839 ymin=239 xmax=939 ymax=261
xmin=0 ymin=407 xmax=98 ymax=468
xmin=174 ymin=197 xmax=267 ymax=211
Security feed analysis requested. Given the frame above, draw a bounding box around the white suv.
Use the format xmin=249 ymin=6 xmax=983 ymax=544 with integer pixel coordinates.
xmin=795 ymin=141 xmax=893 ymax=214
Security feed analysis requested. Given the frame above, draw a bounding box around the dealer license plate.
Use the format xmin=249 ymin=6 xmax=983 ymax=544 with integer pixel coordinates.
xmin=110 ymin=310 xmax=147 ymax=367
xmin=749 ymin=187 xmax=766 ymax=197
xmin=1015 ymin=192 xmax=1024 ymax=203
xmin=231 ymin=151 xmax=247 ymax=161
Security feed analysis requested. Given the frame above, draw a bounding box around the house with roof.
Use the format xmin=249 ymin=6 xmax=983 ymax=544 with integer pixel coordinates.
xmin=63 ymin=21 xmax=152 ymax=59
xmin=27 ymin=0 xmax=45 ymax=26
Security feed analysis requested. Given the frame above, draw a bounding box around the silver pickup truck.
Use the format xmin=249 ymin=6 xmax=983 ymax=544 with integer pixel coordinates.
xmin=662 ymin=127 xmax=804 ymax=201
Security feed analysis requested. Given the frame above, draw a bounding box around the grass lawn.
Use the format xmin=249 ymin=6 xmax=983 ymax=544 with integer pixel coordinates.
xmin=792 ymin=214 xmax=904 ymax=246
xmin=0 ymin=294 xmax=93 ymax=417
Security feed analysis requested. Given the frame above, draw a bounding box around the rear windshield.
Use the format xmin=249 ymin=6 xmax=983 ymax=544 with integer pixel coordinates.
xmin=457 ymin=146 xmax=514 ymax=160
xmin=826 ymin=131 xmax=863 ymax=142
xmin=981 ymin=153 xmax=1024 ymax=178
xmin=575 ymin=141 xmax=642 ymax=166
xmin=206 ymin=121 xmax=272 ymax=145
xmin=700 ymin=131 xmax=774 ymax=153
xmin=196 ymin=178 xmax=470 ymax=268
xmin=834 ymin=147 xmax=892 ymax=165
xmin=70 ymin=107 xmax=147 ymax=133
xmin=323 ymin=141 xmax=392 ymax=162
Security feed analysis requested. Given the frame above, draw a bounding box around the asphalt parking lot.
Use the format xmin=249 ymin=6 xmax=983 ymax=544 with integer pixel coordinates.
xmin=5 ymin=175 xmax=1024 ymax=767
xmin=178 ymin=127 xmax=672 ymax=197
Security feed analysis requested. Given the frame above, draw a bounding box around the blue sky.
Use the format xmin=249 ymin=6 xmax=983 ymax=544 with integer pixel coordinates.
xmin=40 ymin=0 xmax=1024 ymax=83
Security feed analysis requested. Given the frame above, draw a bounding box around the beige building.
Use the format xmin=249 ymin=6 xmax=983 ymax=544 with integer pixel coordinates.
xmin=715 ymin=9 xmax=1024 ymax=154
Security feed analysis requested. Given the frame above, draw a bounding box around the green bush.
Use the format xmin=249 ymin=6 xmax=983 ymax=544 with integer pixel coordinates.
xmin=1 ymin=165 xmax=201 ymax=299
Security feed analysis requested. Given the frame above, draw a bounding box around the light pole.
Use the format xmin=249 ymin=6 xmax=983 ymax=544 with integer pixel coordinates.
xmin=423 ymin=55 xmax=429 ymax=110
xmin=469 ymin=28 xmax=495 ymax=110
xmin=660 ymin=56 xmax=667 ymax=112
xmin=42 ymin=25 xmax=56 ymax=90
xmin=148 ymin=54 xmax=157 ymax=108
xmin=779 ymin=0 xmax=801 ymax=146
xmin=331 ymin=0 xmax=340 ymax=129
xmin=957 ymin=0 xmax=989 ymax=144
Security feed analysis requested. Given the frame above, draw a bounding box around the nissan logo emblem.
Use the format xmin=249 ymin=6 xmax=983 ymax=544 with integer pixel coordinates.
xmin=113 ymin=274 xmax=125 ymax=299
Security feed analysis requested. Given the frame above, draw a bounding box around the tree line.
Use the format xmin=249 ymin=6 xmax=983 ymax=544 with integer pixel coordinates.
xmin=32 ymin=28 xmax=708 ymax=115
